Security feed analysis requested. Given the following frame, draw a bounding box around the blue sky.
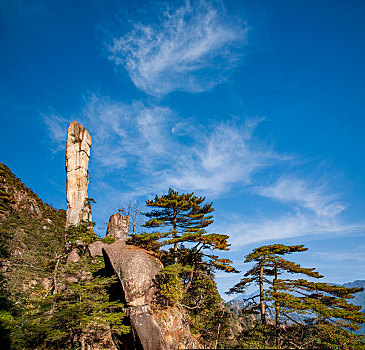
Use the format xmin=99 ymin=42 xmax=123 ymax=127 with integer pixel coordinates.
xmin=1 ymin=0 xmax=365 ymax=298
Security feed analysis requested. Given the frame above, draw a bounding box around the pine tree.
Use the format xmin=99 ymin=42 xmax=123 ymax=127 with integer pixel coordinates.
xmin=226 ymin=244 xmax=312 ymax=325
xmin=228 ymin=244 xmax=365 ymax=349
xmin=130 ymin=189 xmax=236 ymax=301
xmin=274 ymin=279 xmax=365 ymax=331
xmin=135 ymin=189 xmax=234 ymax=264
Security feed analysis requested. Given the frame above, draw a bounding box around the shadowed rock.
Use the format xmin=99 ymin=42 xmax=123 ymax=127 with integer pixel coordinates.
xmin=128 ymin=306 xmax=166 ymax=350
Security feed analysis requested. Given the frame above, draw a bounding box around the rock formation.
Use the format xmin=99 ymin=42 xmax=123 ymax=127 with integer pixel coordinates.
xmin=103 ymin=239 xmax=162 ymax=307
xmin=88 ymin=240 xmax=108 ymax=257
xmin=64 ymin=119 xmax=199 ymax=349
xmin=106 ymin=213 xmax=130 ymax=240
xmin=65 ymin=121 xmax=92 ymax=226
xmin=102 ymin=213 xmax=200 ymax=350
xmin=87 ymin=213 xmax=129 ymax=257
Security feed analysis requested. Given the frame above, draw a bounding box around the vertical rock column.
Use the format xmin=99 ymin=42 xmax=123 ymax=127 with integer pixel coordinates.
xmin=106 ymin=213 xmax=130 ymax=240
xmin=66 ymin=121 xmax=92 ymax=226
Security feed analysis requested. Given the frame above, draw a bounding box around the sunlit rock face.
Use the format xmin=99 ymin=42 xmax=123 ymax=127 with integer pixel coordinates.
xmin=106 ymin=213 xmax=130 ymax=240
xmin=103 ymin=239 xmax=162 ymax=307
xmin=103 ymin=213 xmax=200 ymax=350
xmin=65 ymin=121 xmax=92 ymax=226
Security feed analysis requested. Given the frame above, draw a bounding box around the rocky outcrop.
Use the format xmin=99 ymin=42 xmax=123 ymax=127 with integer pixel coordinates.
xmin=102 ymin=213 xmax=200 ymax=350
xmin=106 ymin=213 xmax=129 ymax=240
xmin=88 ymin=240 xmax=108 ymax=257
xmin=103 ymin=240 xmax=162 ymax=307
xmin=63 ymin=117 xmax=200 ymax=350
xmin=66 ymin=248 xmax=80 ymax=264
xmin=154 ymin=307 xmax=200 ymax=349
xmin=65 ymin=121 xmax=92 ymax=226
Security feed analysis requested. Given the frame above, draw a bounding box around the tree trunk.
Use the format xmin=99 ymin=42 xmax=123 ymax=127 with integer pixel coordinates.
xmin=184 ymin=261 xmax=195 ymax=293
xmin=259 ymin=261 xmax=266 ymax=325
xmin=274 ymin=264 xmax=280 ymax=348
xmin=52 ymin=254 xmax=60 ymax=295
xmin=132 ymin=209 xmax=136 ymax=236
xmin=173 ymin=213 xmax=178 ymax=264
xmin=80 ymin=333 xmax=86 ymax=350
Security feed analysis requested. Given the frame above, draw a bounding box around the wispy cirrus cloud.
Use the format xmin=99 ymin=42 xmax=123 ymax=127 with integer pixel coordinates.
xmin=43 ymin=97 xmax=283 ymax=199
xmin=43 ymin=96 xmax=365 ymax=244
xmin=315 ymin=249 xmax=365 ymax=263
xmin=223 ymin=212 xmax=365 ymax=250
xmin=56 ymin=95 xmax=283 ymax=197
xmin=166 ymin=119 xmax=284 ymax=195
xmin=82 ymin=95 xmax=174 ymax=171
xmin=107 ymin=0 xmax=248 ymax=96
xmin=219 ymin=174 xmax=358 ymax=248
xmin=256 ymin=176 xmax=345 ymax=218
xmin=43 ymin=113 xmax=70 ymax=152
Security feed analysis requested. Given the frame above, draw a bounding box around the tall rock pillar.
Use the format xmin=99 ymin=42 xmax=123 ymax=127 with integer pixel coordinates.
xmin=66 ymin=121 xmax=92 ymax=226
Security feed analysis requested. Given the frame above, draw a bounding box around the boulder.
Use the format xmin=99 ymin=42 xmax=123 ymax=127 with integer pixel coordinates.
xmin=102 ymin=240 xmax=162 ymax=307
xmin=66 ymin=248 xmax=80 ymax=264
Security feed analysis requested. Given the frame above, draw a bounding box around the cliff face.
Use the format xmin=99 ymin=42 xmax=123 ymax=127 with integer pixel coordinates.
xmin=0 ymin=162 xmax=66 ymax=254
xmin=0 ymin=162 xmax=66 ymax=317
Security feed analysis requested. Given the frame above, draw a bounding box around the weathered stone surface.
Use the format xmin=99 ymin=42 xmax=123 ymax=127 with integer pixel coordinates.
xmin=102 ymin=217 xmax=200 ymax=350
xmin=128 ymin=305 xmax=166 ymax=350
xmin=66 ymin=121 xmax=92 ymax=226
xmin=153 ymin=307 xmax=200 ymax=350
xmin=102 ymin=239 xmax=162 ymax=307
xmin=88 ymin=241 xmax=108 ymax=257
xmin=66 ymin=248 xmax=80 ymax=264
xmin=106 ymin=213 xmax=129 ymax=240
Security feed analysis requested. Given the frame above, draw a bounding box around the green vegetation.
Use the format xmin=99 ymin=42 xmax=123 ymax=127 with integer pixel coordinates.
xmin=228 ymin=244 xmax=365 ymax=349
xmin=129 ymin=188 xmax=239 ymax=347
xmin=131 ymin=188 xmax=237 ymax=281
xmin=0 ymin=162 xmax=364 ymax=349
xmin=0 ymin=164 xmax=128 ymax=349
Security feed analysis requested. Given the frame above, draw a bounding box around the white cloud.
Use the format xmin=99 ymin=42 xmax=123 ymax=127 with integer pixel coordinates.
xmin=43 ymin=113 xmax=70 ymax=151
xmin=208 ymin=172 xmax=364 ymax=249
xmin=69 ymin=96 xmax=283 ymax=197
xmin=43 ymin=97 xmax=365 ymax=248
xmin=166 ymin=119 xmax=282 ymax=195
xmin=82 ymin=95 xmax=173 ymax=171
xmin=256 ymin=176 xmax=345 ymax=218
xmin=223 ymin=212 xmax=365 ymax=250
xmin=107 ymin=0 xmax=248 ymax=95
xmin=315 ymin=250 xmax=365 ymax=263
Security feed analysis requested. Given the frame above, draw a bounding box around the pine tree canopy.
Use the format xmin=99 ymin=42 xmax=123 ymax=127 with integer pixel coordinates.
xmin=138 ymin=188 xmax=235 ymax=272
xmin=143 ymin=188 xmax=214 ymax=235
xmin=227 ymin=243 xmax=365 ymax=348
xmin=274 ymin=279 xmax=365 ymax=330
